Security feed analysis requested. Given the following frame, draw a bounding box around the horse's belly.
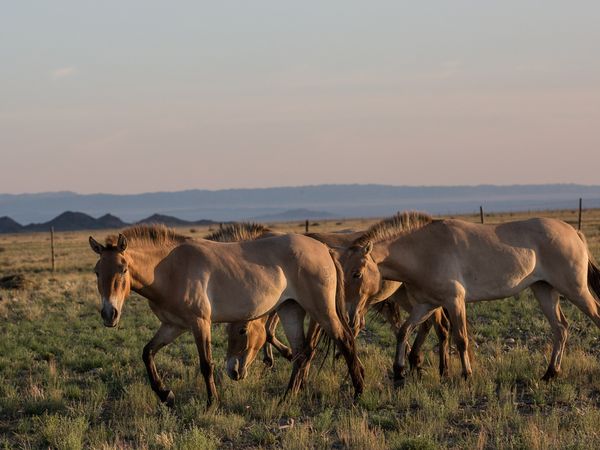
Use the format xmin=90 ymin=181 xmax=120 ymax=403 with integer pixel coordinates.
xmin=462 ymin=248 xmax=537 ymax=301
xmin=208 ymin=268 xmax=288 ymax=323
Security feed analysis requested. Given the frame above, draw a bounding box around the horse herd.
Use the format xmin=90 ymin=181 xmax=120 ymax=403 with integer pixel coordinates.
xmin=88 ymin=211 xmax=600 ymax=407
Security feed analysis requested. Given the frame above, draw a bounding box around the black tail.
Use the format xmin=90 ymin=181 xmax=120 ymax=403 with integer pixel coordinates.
xmin=577 ymin=230 xmax=600 ymax=300
xmin=589 ymin=260 xmax=600 ymax=300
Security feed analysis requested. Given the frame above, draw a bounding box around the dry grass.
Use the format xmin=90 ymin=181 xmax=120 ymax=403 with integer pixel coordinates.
xmin=1 ymin=209 xmax=600 ymax=448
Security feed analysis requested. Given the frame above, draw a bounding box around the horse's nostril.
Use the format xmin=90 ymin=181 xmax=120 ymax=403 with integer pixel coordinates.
xmin=111 ymin=308 xmax=118 ymax=321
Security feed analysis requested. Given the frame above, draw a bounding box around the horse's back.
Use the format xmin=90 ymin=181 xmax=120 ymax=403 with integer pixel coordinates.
xmin=421 ymin=218 xmax=579 ymax=300
xmin=197 ymin=234 xmax=336 ymax=321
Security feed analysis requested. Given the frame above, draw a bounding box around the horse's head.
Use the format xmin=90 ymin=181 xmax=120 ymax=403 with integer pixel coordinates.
xmin=339 ymin=241 xmax=381 ymax=336
xmin=225 ymin=317 xmax=268 ymax=380
xmin=89 ymin=234 xmax=131 ymax=328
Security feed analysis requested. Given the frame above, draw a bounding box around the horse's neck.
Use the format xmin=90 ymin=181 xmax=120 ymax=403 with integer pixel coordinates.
xmin=127 ymin=245 xmax=172 ymax=299
xmin=374 ymin=237 xmax=418 ymax=283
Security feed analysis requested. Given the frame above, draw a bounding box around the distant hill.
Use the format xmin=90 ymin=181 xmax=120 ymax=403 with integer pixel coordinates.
xmin=0 ymin=216 xmax=23 ymax=233
xmin=20 ymin=211 xmax=129 ymax=232
xmin=0 ymin=211 xmax=219 ymax=234
xmin=136 ymin=214 xmax=217 ymax=227
xmin=2 ymin=184 xmax=600 ymax=224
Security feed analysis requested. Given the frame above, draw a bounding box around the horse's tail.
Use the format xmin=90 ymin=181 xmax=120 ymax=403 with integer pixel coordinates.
xmin=577 ymin=231 xmax=600 ymax=299
xmin=310 ymin=249 xmax=353 ymax=373
xmin=329 ymin=248 xmax=353 ymax=340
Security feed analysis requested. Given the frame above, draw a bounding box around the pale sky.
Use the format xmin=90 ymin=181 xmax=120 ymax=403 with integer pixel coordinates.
xmin=1 ymin=1 xmax=599 ymax=194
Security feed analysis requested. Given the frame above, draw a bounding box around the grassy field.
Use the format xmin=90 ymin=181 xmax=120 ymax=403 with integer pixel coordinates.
xmin=1 ymin=209 xmax=600 ymax=449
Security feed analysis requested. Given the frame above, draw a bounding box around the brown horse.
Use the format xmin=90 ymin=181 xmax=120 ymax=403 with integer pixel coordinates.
xmin=218 ymin=223 xmax=450 ymax=380
xmin=89 ymin=225 xmax=364 ymax=406
xmin=339 ymin=211 xmax=600 ymax=386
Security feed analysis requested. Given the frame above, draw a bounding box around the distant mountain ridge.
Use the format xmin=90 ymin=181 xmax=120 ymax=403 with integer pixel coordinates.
xmin=252 ymin=208 xmax=335 ymax=221
xmin=0 ymin=211 xmax=219 ymax=234
xmin=136 ymin=214 xmax=218 ymax=227
xmin=2 ymin=184 xmax=600 ymax=225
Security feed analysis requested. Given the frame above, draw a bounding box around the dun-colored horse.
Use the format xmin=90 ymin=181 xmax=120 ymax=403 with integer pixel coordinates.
xmin=216 ymin=223 xmax=450 ymax=381
xmin=339 ymin=211 xmax=600 ymax=385
xmin=89 ymin=225 xmax=364 ymax=406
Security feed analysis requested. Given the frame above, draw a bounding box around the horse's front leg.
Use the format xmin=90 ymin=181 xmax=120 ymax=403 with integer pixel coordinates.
xmin=262 ymin=343 xmax=275 ymax=367
xmin=266 ymin=313 xmax=293 ymax=360
xmin=143 ymin=323 xmax=185 ymax=406
xmin=393 ymin=303 xmax=437 ymax=387
xmin=191 ymin=317 xmax=218 ymax=406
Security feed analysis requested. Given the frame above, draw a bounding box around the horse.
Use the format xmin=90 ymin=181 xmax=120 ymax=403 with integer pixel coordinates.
xmin=88 ymin=224 xmax=364 ymax=406
xmin=215 ymin=223 xmax=450 ymax=381
xmin=204 ymin=224 xmax=292 ymax=377
xmin=338 ymin=211 xmax=600 ymax=386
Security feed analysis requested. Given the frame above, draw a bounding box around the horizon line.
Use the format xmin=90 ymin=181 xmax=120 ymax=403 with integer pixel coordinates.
xmin=1 ymin=182 xmax=598 ymax=197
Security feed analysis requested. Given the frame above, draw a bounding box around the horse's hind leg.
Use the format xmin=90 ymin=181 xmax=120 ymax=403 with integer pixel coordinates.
xmin=563 ymin=287 xmax=600 ymax=329
xmin=408 ymin=308 xmax=451 ymax=377
xmin=277 ymin=301 xmax=310 ymax=396
xmin=408 ymin=318 xmax=433 ymax=375
xmin=322 ymin=320 xmax=365 ymax=399
xmin=531 ymin=282 xmax=569 ymax=380
xmin=434 ymin=308 xmax=451 ymax=377
xmin=191 ymin=317 xmax=218 ymax=406
xmin=445 ymin=293 xmax=472 ymax=380
xmin=143 ymin=323 xmax=185 ymax=406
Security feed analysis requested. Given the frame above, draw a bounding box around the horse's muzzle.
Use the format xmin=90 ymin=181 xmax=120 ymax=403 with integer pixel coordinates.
xmin=226 ymin=358 xmax=247 ymax=381
xmin=101 ymin=305 xmax=119 ymax=327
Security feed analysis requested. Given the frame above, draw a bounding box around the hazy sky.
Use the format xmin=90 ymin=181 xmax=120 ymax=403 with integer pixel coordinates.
xmin=1 ymin=1 xmax=599 ymax=194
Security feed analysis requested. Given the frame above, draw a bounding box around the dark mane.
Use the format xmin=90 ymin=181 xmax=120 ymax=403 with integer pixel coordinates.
xmin=107 ymin=224 xmax=190 ymax=248
xmin=205 ymin=222 xmax=270 ymax=243
xmin=352 ymin=211 xmax=433 ymax=247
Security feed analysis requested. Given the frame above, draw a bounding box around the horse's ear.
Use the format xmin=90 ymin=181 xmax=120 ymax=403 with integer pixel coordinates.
xmin=362 ymin=241 xmax=373 ymax=256
xmin=89 ymin=236 xmax=104 ymax=254
xmin=117 ymin=234 xmax=128 ymax=253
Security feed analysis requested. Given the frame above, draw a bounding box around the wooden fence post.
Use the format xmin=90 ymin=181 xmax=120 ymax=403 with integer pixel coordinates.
xmin=479 ymin=206 xmax=484 ymax=224
xmin=305 ymin=219 xmax=309 ymax=233
xmin=578 ymin=198 xmax=582 ymax=230
xmin=50 ymin=227 xmax=56 ymax=272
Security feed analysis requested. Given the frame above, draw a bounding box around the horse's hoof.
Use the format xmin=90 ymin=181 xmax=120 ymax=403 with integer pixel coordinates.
xmin=160 ymin=390 xmax=175 ymax=407
xmin=263 ymin=356 xmax=274 ymax=368
xmin=353 ymin=389 xmax=364 ymax=402
xmin=541 ymin=367 xmax=558 ymax=382
xmin=393 ymin=375 xmax=406 ymax=389
xmin=412 ymin=367 xmax=424 ymax=379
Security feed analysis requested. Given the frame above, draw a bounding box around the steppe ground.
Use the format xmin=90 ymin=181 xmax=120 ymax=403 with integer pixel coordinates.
xmin=1 ymin=208 xmax=600 ymax=449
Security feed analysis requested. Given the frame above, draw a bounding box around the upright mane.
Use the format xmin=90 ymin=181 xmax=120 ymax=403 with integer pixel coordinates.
xmin=352 ymin=211 xmax=433 ymax=247
xmin=205 ymin=222 xmax=270 ymax=243
xmin=107 ymin=224 xmax=190 ymax=248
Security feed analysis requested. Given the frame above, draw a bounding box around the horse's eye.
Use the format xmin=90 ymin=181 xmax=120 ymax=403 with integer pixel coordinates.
xmin=239 ymin=328 xmax=247 ymax=336
xmin=122 ymin=267 xmax=128 ymax=274
xmin=353 ymin=271 xmax=363 ymax=279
